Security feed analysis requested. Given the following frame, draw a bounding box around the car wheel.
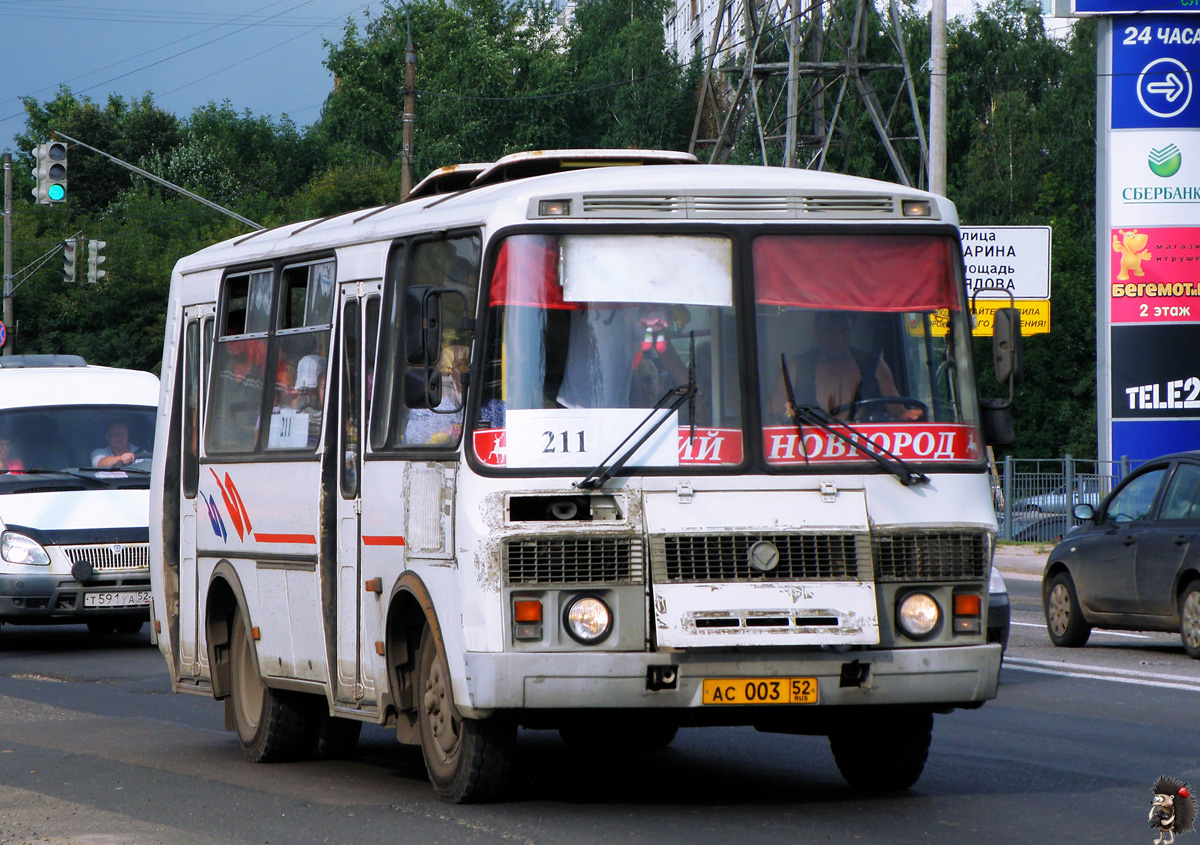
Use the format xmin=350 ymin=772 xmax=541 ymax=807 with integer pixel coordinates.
xmin=1045 ymin=572 xmax=1091 ymax=647
xmin=1180 ymin=583 xmax=1200 ymax=659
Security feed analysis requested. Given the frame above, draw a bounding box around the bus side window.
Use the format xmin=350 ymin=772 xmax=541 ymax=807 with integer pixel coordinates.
xmin=267 ymin=260 xmax=335 ymax=451
xmin=207 ymin=270 xmax=271 ymax=454
xmin=398 ymin=235 xmax=480 ymax=447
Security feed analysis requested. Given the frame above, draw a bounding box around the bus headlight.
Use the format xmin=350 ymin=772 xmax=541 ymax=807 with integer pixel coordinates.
xmin=1 ymin=531 xmax=50 ymax=565
xmin=897 ymin=592 xmax=940 ymax=639
xmin=563 ymin=595 xmax=613 ymax=644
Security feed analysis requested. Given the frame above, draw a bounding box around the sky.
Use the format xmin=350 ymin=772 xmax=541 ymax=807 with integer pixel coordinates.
xmin=0 ymin=0 xmax=378 ymax=148
xmin=0 ymin=0 xmax=1072 ymax=154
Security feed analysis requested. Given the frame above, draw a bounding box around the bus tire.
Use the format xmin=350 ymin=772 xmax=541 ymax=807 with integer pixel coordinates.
xmin=559 ymin=716 xmax=678 ymax=752
xmin=829 ymin=709 xmax=932 ymax=791
xmin=416 ymin=630 xmax=515 ymax=803
xmin=313 ymin=712 xmax=362 ymax=759
xmin=229 ymin=608 xmax=314 ymax=763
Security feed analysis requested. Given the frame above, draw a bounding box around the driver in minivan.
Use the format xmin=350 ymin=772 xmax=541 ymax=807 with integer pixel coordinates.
xmin=92 ymin=421 xmax=142 ymax=468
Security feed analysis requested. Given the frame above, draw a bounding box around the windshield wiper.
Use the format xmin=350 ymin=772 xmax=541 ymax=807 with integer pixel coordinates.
xmin=780 ymin=355 xmax=929 ymax=487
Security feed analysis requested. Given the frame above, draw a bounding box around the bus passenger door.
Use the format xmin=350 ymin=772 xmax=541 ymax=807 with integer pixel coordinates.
xmin=179 ymin=307 xmax=213 ymax=679
xmin=334 ymin=284 xmax=381 ymax=705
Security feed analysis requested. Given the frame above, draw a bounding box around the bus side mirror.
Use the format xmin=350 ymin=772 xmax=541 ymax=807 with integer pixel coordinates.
xmin=979 ymin=398 xmax=1014 ymax=447
xmin=404 ymin=366 xmax=442 ymax=409
xmin=404 ymin=285 xmax=440 ymax=367
xmin=992 ymin=307 xmax=1023 ymax=388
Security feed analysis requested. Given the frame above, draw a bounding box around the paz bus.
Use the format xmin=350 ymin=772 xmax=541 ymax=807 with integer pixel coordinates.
xmin=149 ymin=149 xmax=1018 ymax=802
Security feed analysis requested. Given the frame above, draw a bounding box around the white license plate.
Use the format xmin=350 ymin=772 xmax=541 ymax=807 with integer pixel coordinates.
xmin=84 ymin=590 xmax=151 ymax=608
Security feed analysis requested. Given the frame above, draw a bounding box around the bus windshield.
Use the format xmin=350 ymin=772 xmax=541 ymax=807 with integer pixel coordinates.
xmin=753 ymin=233 xmax=982 ymax=467
xmin=472 ymin=230 xmax=982 ymax=471
xmin=473 ymin=233 xmax=743 ymax=470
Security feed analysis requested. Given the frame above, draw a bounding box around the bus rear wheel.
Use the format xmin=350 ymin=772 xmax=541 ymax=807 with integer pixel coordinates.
xmin=229 ymin=608 xmax=314 ymax=762
xmin=829 ymin=708 xmax=932 ymax=791
xmin=416 ymin=631 xmax=515 ymax=803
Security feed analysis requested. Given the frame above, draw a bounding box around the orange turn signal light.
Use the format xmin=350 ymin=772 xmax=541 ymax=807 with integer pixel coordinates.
xmin=514 ymin=599 xmax=543 ymax=623
xmin=953 ymin=594 xmax=981 ymax=616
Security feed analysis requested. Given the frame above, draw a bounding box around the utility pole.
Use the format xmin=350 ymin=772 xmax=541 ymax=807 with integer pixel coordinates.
xmin=401 ymin=15 xmax=416 ymax=199
xmin=3 ymin=154 xmax=12 ymax=356
xmin=929 ymin=0 xmax=948 ymax=196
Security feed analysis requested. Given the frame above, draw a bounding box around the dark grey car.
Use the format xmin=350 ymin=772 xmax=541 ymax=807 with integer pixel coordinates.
xmin=1042 ymin=451 xmax=1200 ymax=657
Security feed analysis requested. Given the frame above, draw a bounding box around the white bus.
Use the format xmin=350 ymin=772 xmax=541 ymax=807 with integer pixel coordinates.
xmin=150 ymin=150 xmax=1017 ymax=802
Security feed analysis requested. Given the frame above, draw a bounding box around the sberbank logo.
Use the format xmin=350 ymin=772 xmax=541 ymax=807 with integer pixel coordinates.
xmin=1149 ymin=144 xmax=1183 ymax=178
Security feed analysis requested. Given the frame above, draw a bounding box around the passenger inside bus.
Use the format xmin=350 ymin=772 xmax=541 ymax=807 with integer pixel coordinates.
xmin=770 ymin=310 xmax=923 ymax=422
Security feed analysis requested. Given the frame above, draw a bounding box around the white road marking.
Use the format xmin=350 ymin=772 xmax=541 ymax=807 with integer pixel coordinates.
xmin=1011 ymin=620 xmax=1152 ymax=639
xmin=999 ymin=571 xmax=1042 ymax=582
xmin=1004 ymin=656 xmax=1200 ymax=692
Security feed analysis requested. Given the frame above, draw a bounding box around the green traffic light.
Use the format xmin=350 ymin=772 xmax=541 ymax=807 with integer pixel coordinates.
xmin=47 ymin=184 xmax=65 ymax=202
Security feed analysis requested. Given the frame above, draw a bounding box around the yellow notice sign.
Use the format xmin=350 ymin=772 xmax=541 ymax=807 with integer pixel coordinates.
xmin=928 ymin=299 xmax=1051 ymax=337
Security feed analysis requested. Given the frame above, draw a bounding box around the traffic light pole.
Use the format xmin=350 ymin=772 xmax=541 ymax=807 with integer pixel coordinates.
xmin=51 ymin=131 xmax=264 ymax=231
xmin=4 ymin=153 xmax=13 ymax=356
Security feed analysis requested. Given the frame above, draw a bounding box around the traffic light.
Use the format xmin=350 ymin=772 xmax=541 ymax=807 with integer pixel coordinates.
xmin=87 ymin=239 xmax=106 ymax=284
xmin=31 ymin=141 xmax=68 ymax=205
xmin=62 ymin=239 xmax=78 ymax=283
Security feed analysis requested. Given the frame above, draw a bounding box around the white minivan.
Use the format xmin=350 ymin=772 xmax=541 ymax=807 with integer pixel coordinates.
xmin=0 ymin=355 xmax=158 ymax=637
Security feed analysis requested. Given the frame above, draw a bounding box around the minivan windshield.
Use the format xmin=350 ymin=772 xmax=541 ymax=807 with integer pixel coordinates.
xmin=0 ymin=405 xmax=157 ymax=479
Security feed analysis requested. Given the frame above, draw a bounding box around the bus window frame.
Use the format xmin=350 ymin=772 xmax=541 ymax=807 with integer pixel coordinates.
xmin=461 ymin=222 xmax=752 ymax=481
xmin=204 ymin=253 xmax=337 ymax=462
xmin=367 ymin=228 xmax=482 ymax=459
xmin=462 ymin=221 xmax=985 ymax=481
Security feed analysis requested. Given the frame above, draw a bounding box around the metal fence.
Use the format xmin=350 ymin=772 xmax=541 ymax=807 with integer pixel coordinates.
xmin=992 ymin=455 xmax=1142 ymax=542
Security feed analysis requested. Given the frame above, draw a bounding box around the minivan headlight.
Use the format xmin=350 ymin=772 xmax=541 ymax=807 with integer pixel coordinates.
xmin=1 ymin=531 xmax=50 ymax=565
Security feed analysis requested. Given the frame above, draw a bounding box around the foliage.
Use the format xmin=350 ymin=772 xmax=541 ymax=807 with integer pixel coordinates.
xmin=4 ymin=3 xmax=1102 ymax=460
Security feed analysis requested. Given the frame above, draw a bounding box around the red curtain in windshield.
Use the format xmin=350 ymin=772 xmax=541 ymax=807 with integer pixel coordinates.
xmin=488 ymin=235 xmax=578 ymax=310
xmin=753 ymin=234 xmax=960 ymax=312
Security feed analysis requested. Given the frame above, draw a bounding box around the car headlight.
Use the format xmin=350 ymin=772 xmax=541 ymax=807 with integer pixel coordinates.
xmin=897 ymin=592 xmax=940 ymax=639
xmin=563 ymin=595 xmax=613 ymax=644
xmin=1 ymin=531 xmax=50 ymax=565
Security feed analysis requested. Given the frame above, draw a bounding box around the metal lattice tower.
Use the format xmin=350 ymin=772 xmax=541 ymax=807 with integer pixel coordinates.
xmin=689 ymin=0 xmax=928 ymax=187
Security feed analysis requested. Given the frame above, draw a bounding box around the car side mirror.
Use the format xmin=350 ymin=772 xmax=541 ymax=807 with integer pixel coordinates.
xmin=1072 ymin=502 xmax=1095 ymax=521
xmin=404 ymin=285 xmax=440 ymax=367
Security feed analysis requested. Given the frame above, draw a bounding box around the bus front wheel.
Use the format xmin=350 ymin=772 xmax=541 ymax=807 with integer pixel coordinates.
xmin=229 ymin=608 xmax=314 ymax=762
xmin=416 ymin=630 xmax=515 ymax=803
xmin=829 ymin=708 xmax=932 ymax=791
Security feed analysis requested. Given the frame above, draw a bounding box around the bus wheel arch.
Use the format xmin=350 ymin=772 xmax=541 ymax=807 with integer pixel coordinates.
xmin=204 ymin=562 xmax=248 ymax=701
xmin=205 ymin=562 xmax=317 ymax=762
xmin=385 ymin=574 xmax=516 ymax=803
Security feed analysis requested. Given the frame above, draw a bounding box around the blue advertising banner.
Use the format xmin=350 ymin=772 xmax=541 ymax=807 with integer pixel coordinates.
xmin=1112 ymin=16 xmax=1200 ymax=128
xmin=1112 ymin=419 xmax=1200 ymax=462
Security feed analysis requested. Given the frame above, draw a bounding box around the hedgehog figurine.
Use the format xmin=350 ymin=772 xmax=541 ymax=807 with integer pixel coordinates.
xmin=1150 ymin=776 xmax=1197 ymax=844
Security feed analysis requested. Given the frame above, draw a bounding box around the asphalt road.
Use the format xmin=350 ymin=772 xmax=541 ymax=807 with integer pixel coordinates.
xmin=1 ymin=550 xmax=1197 ymax=844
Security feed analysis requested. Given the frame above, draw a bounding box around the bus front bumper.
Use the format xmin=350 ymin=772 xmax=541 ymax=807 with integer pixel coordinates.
xmin=461 ymin=643 xmax=1001 ymax=713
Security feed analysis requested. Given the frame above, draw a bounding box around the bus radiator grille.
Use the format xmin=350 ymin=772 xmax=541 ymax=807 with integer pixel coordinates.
xmin=650 ymin=533 xmax=870 ymax=583
xmin=62 ymin=543 xmax=151 ymax=572
xmin=503 ymin=537 xmax=644 ymax=585
xmin=871 ymin=531 xmax=989 ymax=581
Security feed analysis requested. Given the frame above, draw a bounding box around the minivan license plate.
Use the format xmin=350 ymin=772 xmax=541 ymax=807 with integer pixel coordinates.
xmin=702 ymin=677 xmax=818 ymax=705
xmin=84 ymin=591 xmax=150 ymax=608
